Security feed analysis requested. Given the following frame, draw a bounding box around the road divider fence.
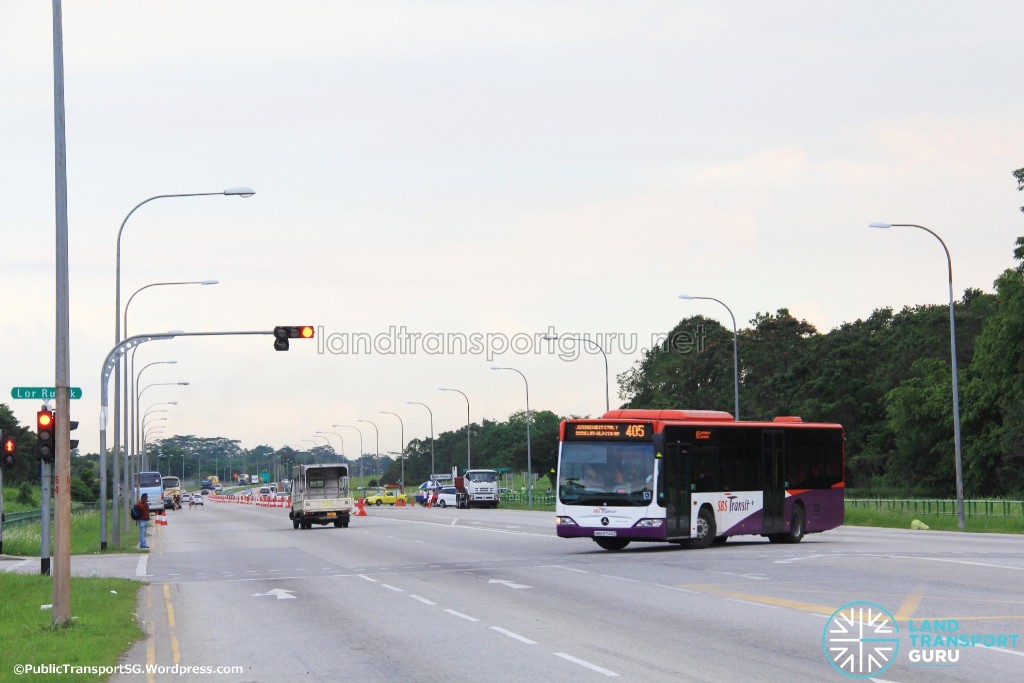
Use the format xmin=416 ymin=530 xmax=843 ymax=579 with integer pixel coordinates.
xmin=207 ymin=493 xmax=291 ymax=508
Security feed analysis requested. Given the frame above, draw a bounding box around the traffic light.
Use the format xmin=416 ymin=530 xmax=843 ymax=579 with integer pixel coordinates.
xmin=69 ymin=418 xmax=80 ymax=451
xmin=273 ymin=325 xmax=315 ymax=351
xmin=36 ymin=409 xmax=55 ymax=463
xmin=1 ymin=436 xmax=14 ymax=469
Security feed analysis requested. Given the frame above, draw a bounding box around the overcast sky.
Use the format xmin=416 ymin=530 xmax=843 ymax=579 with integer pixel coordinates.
xmin=2 ymin=1 xmax=1022 ymax=459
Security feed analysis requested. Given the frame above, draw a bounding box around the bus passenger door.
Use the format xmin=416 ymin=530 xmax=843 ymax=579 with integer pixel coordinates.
xmin=762 ymin=431 xmax=785 ymax=533
xmin=661 ymin=442 xmax=691 ymax=539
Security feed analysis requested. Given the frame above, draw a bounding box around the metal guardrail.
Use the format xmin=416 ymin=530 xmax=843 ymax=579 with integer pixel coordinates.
xmin=499 ymin=492 xmax=556 ymax=506
xmin=845 ymin=498 xmax=1024 ymax=517
xmin=2 ymin=502 xmax=101 ymax=526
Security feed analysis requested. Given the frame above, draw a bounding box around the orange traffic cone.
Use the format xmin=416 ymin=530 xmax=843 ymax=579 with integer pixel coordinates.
xmin=353 ymin=499 xmax=367 ymax=516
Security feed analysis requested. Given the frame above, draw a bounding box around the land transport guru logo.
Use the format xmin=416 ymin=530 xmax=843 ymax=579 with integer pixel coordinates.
xmin=822 ymin=602 xmax=900 ymax=678
xmin=822 ymin=599 xmax=1021 ymax=677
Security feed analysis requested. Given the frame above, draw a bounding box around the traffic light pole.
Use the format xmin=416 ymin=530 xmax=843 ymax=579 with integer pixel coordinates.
xmin=98 ymin=328 xmax=312 ymax=550
xmin=0 ymin=450 xmax=5 ymax=556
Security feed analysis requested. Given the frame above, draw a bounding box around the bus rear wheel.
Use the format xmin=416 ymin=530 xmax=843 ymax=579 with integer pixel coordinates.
xmin=688 ymin=506 xmax=716 ymax=549
xmin=783 ymin=505 xmax=805 ymax=543
xmin=593 ymin=537 xmax=630 ymax=551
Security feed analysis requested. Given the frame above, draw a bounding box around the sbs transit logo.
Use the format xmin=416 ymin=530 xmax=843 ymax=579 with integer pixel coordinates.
xmin=822 ymin=601 xmax=900 ymax=678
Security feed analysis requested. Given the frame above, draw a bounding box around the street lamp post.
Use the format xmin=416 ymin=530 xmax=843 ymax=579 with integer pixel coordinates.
xmin=380 ymin=411 xmax=405 ymax=489
xmin=122 ymin=357 xmax=174 ymax=540
xmin=869 ymin=221 xmax=965 ymax=530
xmin=357 ymin=420 xmax=380 ymax=483
xmin=679 ymin=294 xmax=740 ymax=420
xmin=439 ymin=388 xmax=471 ymax=470
xmin=301 ymin=439 xmax=319 ymax=464
xmin=316 ymin=432 xmax=346 ymax=463
xmin=334 ymin=425 xmax=364 ymax=481
xmin=132 ymin=360 xmax=177 ymax=460
xmin=123 ymin=280 xmax=215 ymax=488
xmin=310 ymin=434 xmax=333 ymax=463
xmin=136 ymin=381 xmax=189 ymax=471
xmin=491 ymin=367 xmax=533 ymax=509
xmin=406 ymin=401 xmax=435 ymax=479
xmin=542 ymin=335 xmax=610 ymax=413
xmin=113 ymin=190 xmax=249 ymax=551
xmin=97 ymin=333 xmax=173 ymax=548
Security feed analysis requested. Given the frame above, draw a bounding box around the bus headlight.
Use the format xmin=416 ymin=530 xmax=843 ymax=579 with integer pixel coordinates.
xmin=556 ymin=516 xmax=578 ymax=526
xmin=633 ymin=519 xmax=664 ymax=528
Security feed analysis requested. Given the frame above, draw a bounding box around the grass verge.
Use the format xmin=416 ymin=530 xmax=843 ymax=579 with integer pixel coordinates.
xmin=0 ymin=573 xmax=143 ymax=682
xmin=843 ymin=507 xmax=1024 ymax=534
xmin=2 ymin=510 xmax=144 ymax=557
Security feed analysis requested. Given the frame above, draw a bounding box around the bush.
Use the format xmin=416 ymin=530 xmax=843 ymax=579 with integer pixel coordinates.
xmin=16 ymin=481 xmax=35 ymax=506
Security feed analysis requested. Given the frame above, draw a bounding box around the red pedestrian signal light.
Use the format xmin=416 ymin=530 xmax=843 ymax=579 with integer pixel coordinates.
xmin=273 ymin=326 xmax=315 ymax=351
xmin=36 ymin=409 xmax=55 ymax=463
xmin=1 ymin=437 xmax=14 ymax=469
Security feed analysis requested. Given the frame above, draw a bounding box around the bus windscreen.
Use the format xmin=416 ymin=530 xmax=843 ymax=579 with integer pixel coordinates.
xmin=559 ymin=441 xmax=655 ymax=507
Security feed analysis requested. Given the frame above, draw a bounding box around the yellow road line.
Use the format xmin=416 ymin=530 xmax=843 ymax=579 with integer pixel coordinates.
xmin=162 ymin=583 xmax=181 ymax=665
xmin=681 ymin=584 xmax=836 ymax=614
xmin=680 ymin=584 xmax=1024 ymax=624
xmin=895 ymin=586 xmax=924 ymax=622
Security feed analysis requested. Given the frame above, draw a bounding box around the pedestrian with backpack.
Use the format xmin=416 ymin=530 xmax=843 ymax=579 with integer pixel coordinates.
xmin=135 ymin=493 xmax=151 ymax=549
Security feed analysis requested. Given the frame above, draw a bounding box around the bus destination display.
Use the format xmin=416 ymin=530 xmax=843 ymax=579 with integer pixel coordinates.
xmin=566 ymin=422 xmax=652 ymax=441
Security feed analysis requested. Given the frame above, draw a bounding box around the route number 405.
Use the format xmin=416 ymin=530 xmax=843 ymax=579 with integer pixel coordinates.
xmin=625 ymin=424 xmax=646 ymax=438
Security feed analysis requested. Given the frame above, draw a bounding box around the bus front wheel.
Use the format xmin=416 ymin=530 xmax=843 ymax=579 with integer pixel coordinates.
xmin=593 ymin=537 xmax=630 ymax=551
xmin=689 ymin=506 xmax=716 ymax=549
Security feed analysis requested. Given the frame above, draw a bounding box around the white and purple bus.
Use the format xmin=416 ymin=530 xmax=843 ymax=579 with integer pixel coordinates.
xmin=555 ymin=409 xmax=844 ymax=551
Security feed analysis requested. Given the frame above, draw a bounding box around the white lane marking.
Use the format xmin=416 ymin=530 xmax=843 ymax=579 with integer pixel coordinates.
xmin=545 ymin=565 xmax=588 ymax=574
xmin=553 ymin=653 xmax=619 ymax=677
xmin=599 ymin=574 xmax=638 ymax=582
xmin=728 ymin=598 xmax=778 ymax=609
xmin=882 ymin=554 xmax=1024 ymax=572
xmin=489 ymin=579 xmax=531 ymax=589
xmin=489 ymin=626 xmax=536 ymax=644
xmin=444 ymin=609 xmax=479 ymax=622
xmin=371 ymin=515 xmax=551 ymax=538
xmin=136 ymin=555 xmax=149 ymax=577
xmin=983 ymin=646 xmax=1024 ymax=657
xmin=653 ymin=584 xmax=697 ymax=594
xmin=774 ymin=553 xmax=834 ymax=564
xmin=381 ymin=584 xmax=403 ymax=592
xmin=410 ymin=595 xmax=436 ymax=605
xmin=358 ymin=574 xmax=378 ymax=583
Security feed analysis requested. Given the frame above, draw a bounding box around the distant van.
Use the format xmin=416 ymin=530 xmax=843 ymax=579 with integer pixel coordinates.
xmin=134 ymin=471 xmax=165 ymax=511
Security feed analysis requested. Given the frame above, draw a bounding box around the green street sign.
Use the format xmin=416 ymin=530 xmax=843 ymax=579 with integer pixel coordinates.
xmin=10 ymin=387 xmax=83 ymax=400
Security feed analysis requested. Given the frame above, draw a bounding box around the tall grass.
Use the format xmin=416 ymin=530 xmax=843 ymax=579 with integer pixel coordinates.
xmin=2 ymin=510 xmax=143 ymax=557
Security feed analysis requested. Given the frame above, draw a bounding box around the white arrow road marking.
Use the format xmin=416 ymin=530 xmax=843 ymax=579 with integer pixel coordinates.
xmin=488 ymin=579 xmax=531 ymax=590
xmin=252 ymin=588 xmax=297 ymax=600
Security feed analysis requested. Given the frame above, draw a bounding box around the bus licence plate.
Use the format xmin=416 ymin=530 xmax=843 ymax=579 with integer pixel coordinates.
xmin=593 ymin=530 xmax=617 ymax=537
xmin=326 ymin=512 xmax=336 ymax=517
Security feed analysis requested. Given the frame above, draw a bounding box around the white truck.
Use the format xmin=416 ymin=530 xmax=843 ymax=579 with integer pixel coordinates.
xmin=289 ymin=463 xmax=354 ymax=529
xmin=459 ymin=469 xmax=500 ymax=508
